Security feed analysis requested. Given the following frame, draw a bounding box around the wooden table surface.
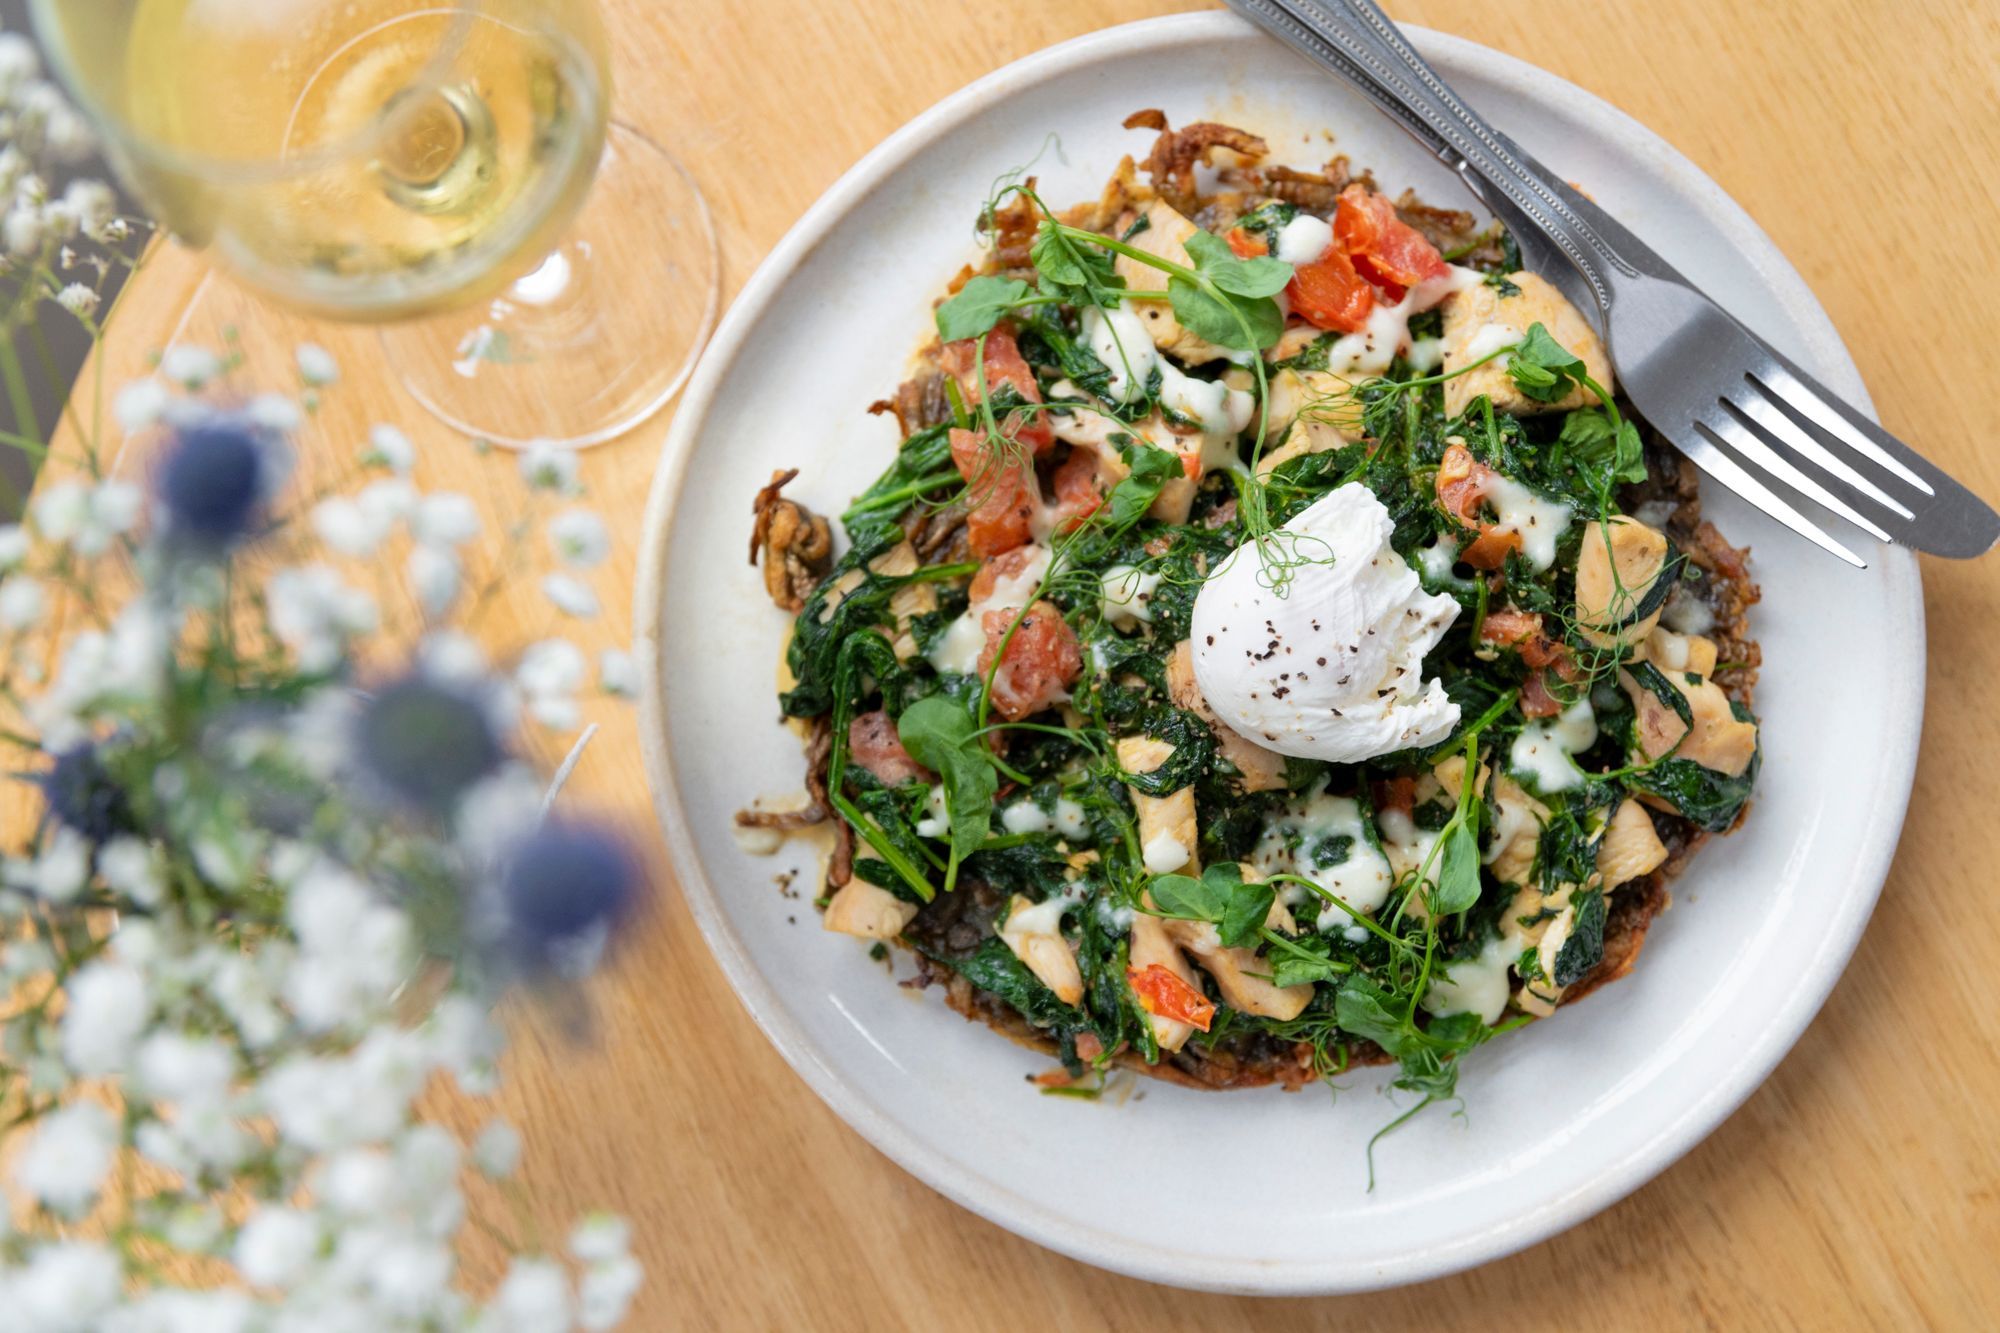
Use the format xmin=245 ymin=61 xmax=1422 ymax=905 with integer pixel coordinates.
xmin=58 ymin=0 xmax=2000 ymax=1326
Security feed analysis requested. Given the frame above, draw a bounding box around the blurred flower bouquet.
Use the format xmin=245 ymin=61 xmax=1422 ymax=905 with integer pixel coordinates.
xmin=0 ymin=33 xmax=645 ymax=1332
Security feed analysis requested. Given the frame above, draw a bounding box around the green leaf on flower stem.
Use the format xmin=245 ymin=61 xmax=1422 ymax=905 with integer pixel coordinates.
xmin=1182 ymin=229 xmax=1294 ymax=298
xmin=896 ymin=695 xmax=996 ymax=862
xmin=1168 ymin=278 xmax=1285 ymax=352
xmin=1505 ymin=321 xmax=1587 ymax=403
xmin=935 ymin=275 xmax=1033 ymax=342
xmin=1103 ymin=442 xmax=1181 ymax=529
xmin=1428 ymin=818 xmax=1483 ymax=917
xmin=1147 ymin=861 xmax=1273 ymax=950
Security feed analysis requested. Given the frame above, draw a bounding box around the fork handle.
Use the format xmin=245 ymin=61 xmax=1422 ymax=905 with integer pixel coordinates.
xmin=1264 ymin=0 xmax=1628 ymax=313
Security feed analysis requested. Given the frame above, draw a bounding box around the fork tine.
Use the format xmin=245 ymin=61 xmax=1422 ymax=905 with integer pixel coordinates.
xmin=1680 ymin=425 xmax=1867 ymax=568
xmin=1728 ymin=382 xmax=1913 ymax=519
xmin=1698 ymin=407 xmax=1891 ymax=543
xmin=1747 ymin=363 xmax=1932 ymax=494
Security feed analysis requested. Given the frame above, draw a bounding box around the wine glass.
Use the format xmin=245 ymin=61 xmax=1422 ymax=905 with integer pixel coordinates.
xmin=30 ymin=0 xmax=718 ymax=449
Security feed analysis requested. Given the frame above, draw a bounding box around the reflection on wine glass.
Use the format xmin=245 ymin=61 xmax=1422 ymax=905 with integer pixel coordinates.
xmin=31 ymin=0 xmax=718 ymax=448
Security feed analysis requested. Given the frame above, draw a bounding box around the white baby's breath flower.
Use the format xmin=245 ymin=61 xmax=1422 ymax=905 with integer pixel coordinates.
xmin=366 ymin=423 xmax=416 ymax=475
xmin=233 ymin=1206 xmax=321 ymax=1290
xmin=267 ymin=565 xmax=378 ymax=673
xmin=547 ymin=507 xmax=611 ymax=569
xmin=161 ymin=1202 xmax=227 ymax=1256
xmin=30 ymin=479 xmax=85 ymax=543
xmin=62 ymin=958 xmax=151 ymax=1074
xmin=295 ymin=342 xmax=339 ymax=386
xmin=0 ymin=522 xmax=28 ymax=569
xmin=419 ymin=630 xmax=487 ymax=684
xmin=451 ymin=767 xmax=543 ymax=872
xmin=517 ymin=638 xmax=587 ymax=697
xmin=2 ymin=937 xmax=54 ymax=983
xmin=319 ymin=1147 xmax=397 ymax=1219
xmin=103 ymin=1287 xmax=256 ymax=1333
xmin=9 ymin=826 xmax=90 ymax=902
xmin=97 ymin=836 xmax=163 ymax=908
xmin=0 ymin=32 xmax=40 ymax=97
xmin=517 ymin=638 xmax=587 ymax=731
xmin=54 ymin=281 xmax=97 ymax=319
xmin=311 ymin=495 xmax=391 ymax=558
xmin=12 ymin=1101 xmax=116 ymax=1215
xmin=205 ymin=951 xmax=285 ymax=1050
xmin=578 ymin=1254 xmax=645 ymax=1332
xmin=26 ymin=84 xmax=93 ymax=163
xmin=598 ymin=647 xmax=638 ymax=698
xmin=472 ymin=1119 xmax=522 ymax=1179
xmin=490 ymin=1257 xmax=573 ymax=1333
xmin=15 ymin=1241 xmax=122 ymax=1330
xmin=358 ymin=476 xmax=418 ymax=527
xmin=569 ymin=1214 xmax=631 ymax=1264
xmin=541 ymin=573 xmax=600 ymax=619
xmin=518 ymin=441 xmax=579 ymax=494
xmin=423 ymin=991 xmax=504 ymax=1095
xmin=61 ymin=178 xmax=116 ymax=241
xmin=3 ymin=203 xmax=41 ymax=255
xmin=160 ymin=344 xmax=221 ymax=390
xmin=408 ymin=544 xmax=461 ymax=617
xmin=91 ymin=480 xmax=143 ymax=543
xmin=36 ymin=478 xmax=144 ymax=556
xmin=245 ymin=392 xmax=302 ymax=434
xmin=0 ymin=573 xmax=44 ymax=629
xmin=135 ymin=1031 xmax=235 ymax=1106
xmin=413 ymin=492 xmax=481 ymax=547
xmin=114 ymin=377 xmax=170 ymax=433
xmin=368 ymin=1235 xmax=456 ymax=1318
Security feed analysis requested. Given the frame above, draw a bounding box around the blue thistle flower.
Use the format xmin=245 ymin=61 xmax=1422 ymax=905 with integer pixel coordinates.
xmin=157 ymin=418 xmax=275 ymax=547
xmin=41 ymin=744 xmax=133 ymax=844
xmin=353 ymin=677 xmax=505 ymax=814
xmin=499 ymin=820 xmax=640 ymax=977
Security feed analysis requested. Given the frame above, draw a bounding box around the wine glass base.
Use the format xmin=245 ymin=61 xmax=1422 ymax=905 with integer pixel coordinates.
xmin=381 ymin=121 xmax=720 ymax=450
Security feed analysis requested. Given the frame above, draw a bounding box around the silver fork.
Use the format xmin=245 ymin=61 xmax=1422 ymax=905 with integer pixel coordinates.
xmin=1225 ymin=0 xmax=2000 ymax=567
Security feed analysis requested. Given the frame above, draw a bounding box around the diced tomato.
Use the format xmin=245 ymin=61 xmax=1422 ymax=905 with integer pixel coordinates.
xmin=1459 ymin=527 xmax=1522 ymax=570
xmin=1520 ymin=670 xmax=1563 ymax=719
xmin=1050 ymin=448 xmax=1106 ymax=533
xmin=1480 ymin=607 xmax=1576 ymax=679
xmin=1286 ymin=247 xmax=1374 ymax=333
xmin=1126 ymin=963 xmax=1216 ymax=1032
xmin=950 ymin=427 xmax=1039 ymax=557
xmin=1372 ymin=775 xmax=1416 ymax=820
xmin=1226 ymin=226 xmax=1268 ymax=259
xmin=940 ymin=327 xmax=1053 ymax=454
xmin=968 ymin=545 xmax=1043 ymax=603
xmin=847 ymin=710 xmax=931 ymax=786
xmin=976 ymin=599 xmax=1082 ymax=721
xmin=1435 ymin=441 xmax=1522 ymax=571
xmin=1073 ymin=1031 xmax=1105 ymax=1063
xmin=1333 ymin=183 xmax=1448 ymax=289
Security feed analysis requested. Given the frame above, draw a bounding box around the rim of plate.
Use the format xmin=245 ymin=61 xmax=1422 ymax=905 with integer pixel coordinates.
xmin=634 ymin=12 xmax=1924 ymax=1294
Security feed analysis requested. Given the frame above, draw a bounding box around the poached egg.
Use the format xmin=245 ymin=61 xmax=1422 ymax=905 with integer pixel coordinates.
xmin=1190 ymin=484 xmax=1462 ymax=763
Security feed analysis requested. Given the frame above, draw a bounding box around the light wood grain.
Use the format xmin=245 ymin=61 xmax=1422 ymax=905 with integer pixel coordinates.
xmin=45 ymin=0 xmax=2000 ymax=1325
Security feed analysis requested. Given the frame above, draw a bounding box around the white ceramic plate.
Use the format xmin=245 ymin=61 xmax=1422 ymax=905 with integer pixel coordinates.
xmin=635 ymin=13 xmax=1922 ymax=1294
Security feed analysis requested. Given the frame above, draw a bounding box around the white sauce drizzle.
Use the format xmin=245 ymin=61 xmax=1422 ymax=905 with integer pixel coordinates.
xmin=1099 ymin=564 xmax=1161 ymax=628
xmin=1142 ymin=834 xmax=1190 ymax=875
xmin=924 ymin=544 xmax=1051 ymax=675
xmin=1508 ymin=698 xmax=1598 ymax=794
xmin=1481 ymin=475 xmax=1572 ymax=572
xmin=1272 ymin=212 xmax=1333 ymax=265
xmin=1080 ymin=304 xmax=1158 ymax=404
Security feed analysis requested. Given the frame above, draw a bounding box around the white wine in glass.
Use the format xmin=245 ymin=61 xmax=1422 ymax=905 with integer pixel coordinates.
xmin=33 ymin=0 xmax=719 ymax=448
